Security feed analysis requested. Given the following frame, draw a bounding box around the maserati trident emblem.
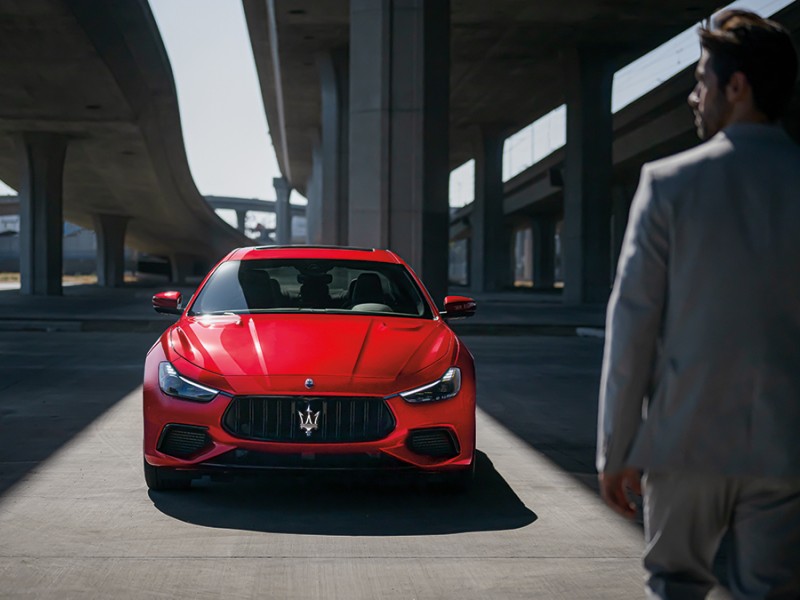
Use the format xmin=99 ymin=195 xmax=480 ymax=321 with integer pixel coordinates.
xmin=305 ymin=378 xmax=315 ymax=389
xmin=298 ymin=405 xmax=320 ymax=437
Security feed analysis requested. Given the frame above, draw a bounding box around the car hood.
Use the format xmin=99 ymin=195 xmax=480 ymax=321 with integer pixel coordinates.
xmin=170 ymin=313 xmax=454 ymax=381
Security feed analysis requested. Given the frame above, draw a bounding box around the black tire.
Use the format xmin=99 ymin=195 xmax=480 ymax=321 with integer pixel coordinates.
xmin=143 ymin=459 xmax=192 ymax=491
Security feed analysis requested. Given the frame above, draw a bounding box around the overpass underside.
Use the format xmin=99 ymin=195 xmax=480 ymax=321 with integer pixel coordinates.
xmin=245 ymin=0 xmax=799 ymax=305
xmin=0 ymin=0 xmax=251 ymax=295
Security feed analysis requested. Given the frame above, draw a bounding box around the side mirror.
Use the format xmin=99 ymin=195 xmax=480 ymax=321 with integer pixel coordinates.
xmin=442 ymin=295 xmax=476 ymax=320
xmin=153 ymin=291 xmax=183 ymax=315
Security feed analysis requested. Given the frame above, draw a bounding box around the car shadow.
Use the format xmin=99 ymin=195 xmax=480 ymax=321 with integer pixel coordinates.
xmin=148 ymin=450 xmax=537 ymax=536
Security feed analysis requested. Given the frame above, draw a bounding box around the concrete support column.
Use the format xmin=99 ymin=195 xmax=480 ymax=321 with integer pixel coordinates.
xmin=348 ymin=0 xmax=450 ymax=304
xmin=611 ymin=184 xmax=633 ymax=280
xmin=470 ymin=126 xmax=507 ymax=291
xmin=93 ymin=214 xmax=128 ymax=288
xmin=562 ymin=46 xmax=616 ymax=305
xmin=170 ymin=253 xmax=205 ymax=285
xmin=532 ymin=215 xmax=557 ymax=289
xmin=305 ymin=141 xmax=323 ymax=244
xmin=319 ymin=48 xmax=349 ymax=245
xmin=235 ymin=209 xmax=248 ymax=234
xmin=16 ymin=132 xmax=68 ymax=296
xmin=274 ymin=177 xmax=292 ymax=245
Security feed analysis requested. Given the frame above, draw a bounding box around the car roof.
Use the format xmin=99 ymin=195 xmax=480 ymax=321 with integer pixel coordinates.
xmin=227 ymin=245 xmax=404 ymax=264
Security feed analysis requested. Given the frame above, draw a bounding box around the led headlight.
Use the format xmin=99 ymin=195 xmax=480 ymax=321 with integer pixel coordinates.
xmin=399 ymin=367 xmax=461 ymax=403
xmin=158 ymin=362 xmax=218 ymax=402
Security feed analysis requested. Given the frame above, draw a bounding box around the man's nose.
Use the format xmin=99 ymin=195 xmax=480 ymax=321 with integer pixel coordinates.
xmin=687 ymin=87 xmax=699 ymax=109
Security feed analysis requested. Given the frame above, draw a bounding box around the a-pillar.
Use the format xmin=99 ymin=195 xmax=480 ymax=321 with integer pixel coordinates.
xmin=274 ymin=176 xmax=292 ymax=245
xmin=93 ymin=214 xmax=129 ymax=288
xmin=532 ymin=215 xmax=557 ymax=289
xmin=16 ymin=132 xmax=68 ymax=295
xmin=470 ymin=126 xmax=508 ymax=291
xmin=348 ymin=0 xmax=450 ymax=305
xmin=562 ymin=46 xmax=616 ymax=305
xmin=319 ymin=48 xmax=349 ymax=245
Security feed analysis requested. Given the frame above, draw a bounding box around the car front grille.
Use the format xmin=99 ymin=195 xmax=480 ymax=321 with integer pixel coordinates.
xmin=222 ymin=396 xmax=395 ymax=443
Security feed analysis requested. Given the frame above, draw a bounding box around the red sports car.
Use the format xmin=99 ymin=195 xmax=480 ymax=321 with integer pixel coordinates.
xmin=143 ymin=246 xmax=477 ymax=491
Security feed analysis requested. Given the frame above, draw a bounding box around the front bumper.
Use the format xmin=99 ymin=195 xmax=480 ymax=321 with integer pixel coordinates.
xmin=143 ymin=356 xmax=476 ymax=475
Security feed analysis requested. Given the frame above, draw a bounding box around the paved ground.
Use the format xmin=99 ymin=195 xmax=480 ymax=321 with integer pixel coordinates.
xmin=0 ymin=327 xmax=655 ymax=599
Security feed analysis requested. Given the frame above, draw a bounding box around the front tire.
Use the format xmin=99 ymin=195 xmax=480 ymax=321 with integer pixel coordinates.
xmin=143 ymin=459 xmax=192 ymax=491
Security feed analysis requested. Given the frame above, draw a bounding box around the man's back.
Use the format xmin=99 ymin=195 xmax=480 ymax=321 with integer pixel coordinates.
xmin=626 ymin=123 xmax=800 ymax=476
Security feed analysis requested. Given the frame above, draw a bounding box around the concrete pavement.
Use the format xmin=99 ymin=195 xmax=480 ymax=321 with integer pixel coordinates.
xmin=0 ymin=328 xmax=651 ymax=599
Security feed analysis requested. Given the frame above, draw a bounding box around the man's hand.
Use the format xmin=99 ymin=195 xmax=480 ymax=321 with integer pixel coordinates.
xmin=598 ymin=468 xmax=642 ymax=519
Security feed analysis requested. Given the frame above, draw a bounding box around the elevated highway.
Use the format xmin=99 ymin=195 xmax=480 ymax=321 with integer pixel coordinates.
xmin=448 ymin=0 xmax=800 ymax=289
xmin=0 ymin=0 xmax=249 ymax=292
xmin=243 ymin=0 xmax=729 ymax=304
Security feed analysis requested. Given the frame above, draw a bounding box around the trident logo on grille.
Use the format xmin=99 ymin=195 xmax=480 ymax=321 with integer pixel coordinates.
xmin=298 ymin=405 xmax=320 ymax=437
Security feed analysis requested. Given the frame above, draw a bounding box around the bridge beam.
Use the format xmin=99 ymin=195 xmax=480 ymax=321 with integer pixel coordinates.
xmin=562 ymin=46 xmax=616 ymax=305
xmin=347 ymin=0 xmax=450 ymax=304
xmin=16 ymin=132 xmax=68 ymax=296
xmin=93 ymin=214 xmax=129 ymax=288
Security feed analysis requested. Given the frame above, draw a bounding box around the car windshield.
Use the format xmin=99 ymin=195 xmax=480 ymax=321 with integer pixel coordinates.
xmin=189 ymin=259 xmax=433 ymax=318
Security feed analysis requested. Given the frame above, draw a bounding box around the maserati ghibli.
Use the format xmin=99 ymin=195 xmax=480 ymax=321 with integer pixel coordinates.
xmin=143 ymin=246 xmax=477 ymax=491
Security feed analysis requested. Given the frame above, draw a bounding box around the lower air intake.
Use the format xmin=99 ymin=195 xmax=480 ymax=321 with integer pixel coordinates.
xmin=157 ymin=424 xmax=210 ymax=458
xmin=406 ymin=428 xmax=459 ymax=458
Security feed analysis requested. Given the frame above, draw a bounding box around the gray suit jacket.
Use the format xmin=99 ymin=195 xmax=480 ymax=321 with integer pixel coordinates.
xmin=597 ymin=123 xmax=800 ymax=477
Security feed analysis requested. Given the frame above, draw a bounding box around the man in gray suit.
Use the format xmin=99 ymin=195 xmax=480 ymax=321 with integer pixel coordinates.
xmin=597 ymin=9 xmax=800 ymax=599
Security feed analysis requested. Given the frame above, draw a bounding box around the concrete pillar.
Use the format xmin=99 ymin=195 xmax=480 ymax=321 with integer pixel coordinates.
xmin=170 ymin=253 xmax=206 ymax=285
xmin=348 ymin=0 xmax=450 ymax=305
xmin=93 ymin=214 xmax=128 ymax=288
xmin=274 ymin=177 xmax=292 ymax=245
xmin=611 ymin=184 xmax=633 ymax=280
xmin=235 ymin=209 xmax=248 ymax=234
xmin=470 ymin=126 xmax=507 ymax=291
xmin=319 ymin=48 xmax=349 ymax=245
xmin=562 ymin=46 xmax=616 ymax=305
xmin=16 ymin=132 xmax=68 ymax=296
xmin=305 ymin=141 xmax=323 ymax=244
xmin=533 ymin=215 xmax=557 ymax=289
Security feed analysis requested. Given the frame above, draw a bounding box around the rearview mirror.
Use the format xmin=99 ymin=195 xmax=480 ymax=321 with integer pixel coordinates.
xmin=442 ymin=295 xmax=476 ymax=320
xmin=153 ymin=291 xmax=183 ymax=315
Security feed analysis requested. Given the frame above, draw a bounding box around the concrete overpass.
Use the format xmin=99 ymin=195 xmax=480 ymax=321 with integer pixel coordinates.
xmin=243 ymin=0 xmax=763 ymax=304
xmin=0 ymin=0 xmax=250 ymax=293
xmin=447 ymin=0 xmax=800 ymax=291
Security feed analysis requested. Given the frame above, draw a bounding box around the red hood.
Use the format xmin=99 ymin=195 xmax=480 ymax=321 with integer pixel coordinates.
xmin=170 ymin=313 xmax=454 ymax=382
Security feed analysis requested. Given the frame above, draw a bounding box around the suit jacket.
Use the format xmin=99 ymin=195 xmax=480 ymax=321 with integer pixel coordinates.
xmin=597 ymin=122 xmax=800 ymax=477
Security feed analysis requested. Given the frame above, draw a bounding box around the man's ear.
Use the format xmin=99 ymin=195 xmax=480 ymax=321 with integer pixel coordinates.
xmin=725 ymin=71 xmax=751 ymax=103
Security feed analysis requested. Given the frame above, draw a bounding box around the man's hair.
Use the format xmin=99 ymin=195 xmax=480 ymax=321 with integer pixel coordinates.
xmin=699 ymin=9 xmax=798 ymax=120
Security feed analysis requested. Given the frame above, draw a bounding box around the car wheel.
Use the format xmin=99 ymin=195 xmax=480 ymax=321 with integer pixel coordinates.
xmin=143 ymin=459 xmax=192 ymax=491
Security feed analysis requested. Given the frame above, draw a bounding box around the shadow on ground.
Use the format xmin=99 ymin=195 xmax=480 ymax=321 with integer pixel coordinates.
xmin=464 ymin=336 xmax=605 ymax=492
xmin=0 ymin=330 xmax=155 ymax=497
xmin=149 ymin=450 xmax=536 ymax=536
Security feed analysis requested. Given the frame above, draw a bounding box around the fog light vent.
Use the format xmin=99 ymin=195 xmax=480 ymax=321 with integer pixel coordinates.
xmin=157 ymin=424 xmax=210 ymax=458
xmin=406 ymin=428 xmax=459 ymax=458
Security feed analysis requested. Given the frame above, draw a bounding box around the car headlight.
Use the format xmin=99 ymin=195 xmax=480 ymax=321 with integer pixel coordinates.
xmin=399 ymin=367 xmax=461 ymax=403
xmin=158 ymin=362 xmax=219 ymax=402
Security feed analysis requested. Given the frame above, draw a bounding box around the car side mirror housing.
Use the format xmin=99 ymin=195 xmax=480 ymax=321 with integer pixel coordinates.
xmin=153 ymin=291 xmax=183 ymax=315
xmin=442 ymin=295 xmax=476 ymax=320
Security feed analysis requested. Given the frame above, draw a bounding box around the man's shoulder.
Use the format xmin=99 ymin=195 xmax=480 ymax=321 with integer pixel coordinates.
xmin=642 ymin=137 xmax=729 ymax=182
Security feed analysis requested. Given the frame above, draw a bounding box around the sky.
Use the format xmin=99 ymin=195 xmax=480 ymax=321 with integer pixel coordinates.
xmin=0 ymin=0 xmax=796 ymax=204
